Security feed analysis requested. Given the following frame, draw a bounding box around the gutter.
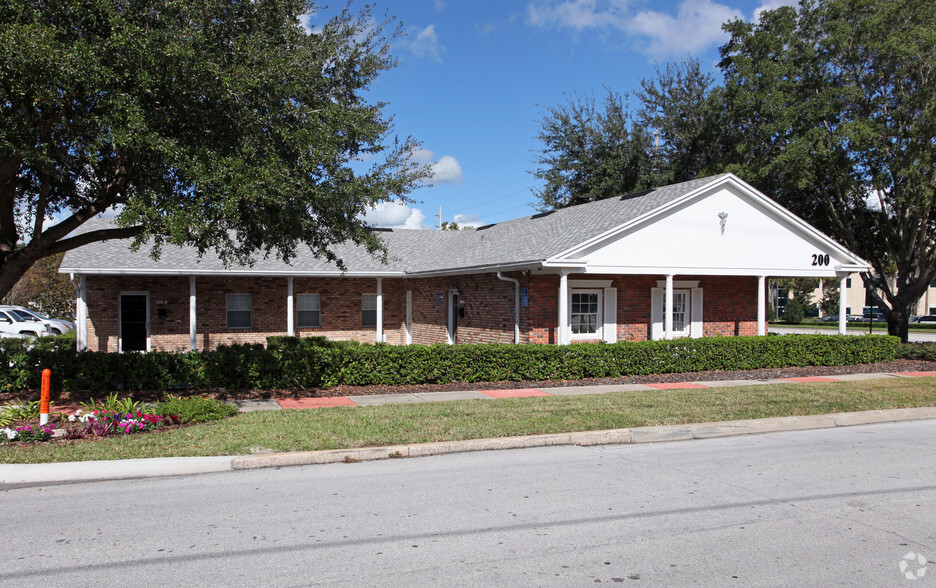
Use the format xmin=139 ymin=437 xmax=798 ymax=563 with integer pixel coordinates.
xmin=496 ymin=272 xmax=520 ymax=344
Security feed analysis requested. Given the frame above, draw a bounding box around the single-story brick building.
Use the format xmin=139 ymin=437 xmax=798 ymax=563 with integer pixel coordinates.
xmin=60 ymin=174 xmax=870 ymax=352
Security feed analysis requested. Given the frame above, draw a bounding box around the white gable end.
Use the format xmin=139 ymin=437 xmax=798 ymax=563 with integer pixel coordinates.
xmin=566 ymin=181 xmax=864 ymax=277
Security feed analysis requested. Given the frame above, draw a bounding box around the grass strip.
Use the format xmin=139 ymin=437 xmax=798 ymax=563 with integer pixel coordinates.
xmin=2 ymin=377 xmax=936 ymax=464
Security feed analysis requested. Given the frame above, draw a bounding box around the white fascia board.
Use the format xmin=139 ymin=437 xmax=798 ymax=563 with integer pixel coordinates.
xmin=583 ymin=265 xmax=852 ymax=278
xmin=540 ymin=259 xmax=588 ymax=268
xmin=835 ymin=263 xmax=872 ymax=273
xmin=57 ymin=268 xmax=405 ymax=278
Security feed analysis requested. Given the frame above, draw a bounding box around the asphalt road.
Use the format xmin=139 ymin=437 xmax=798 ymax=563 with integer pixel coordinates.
xmin=771 ymin=324 xmax=936 ymax=342
xmin=2 ymin=421 xmax=935 ymax=586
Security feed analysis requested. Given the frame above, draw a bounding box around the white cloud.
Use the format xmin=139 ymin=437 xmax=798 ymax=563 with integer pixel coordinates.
xmin=525 ymin=0 xmax=627 ymax=31
xmin=628 ymin=0 xmax=743 ymax=58
xmin=410 ymin=148 xmax=464 ymax=184
xmin=525 ymin=0 xmax=774 ymax=57
xmin=453 ymin=213 xmax=483 ymax=228
xmin=401 ymin=24 xmax=445 ymax=62
xmin=752 ymin=0 xmax=798 ymax=21
xmin=435 ymin=0 xmax=447 ymax=12
xmin=431 ymin=155 xmax=464 ymax=184
xmin=363 ymin=201 xmax=428 ymax=230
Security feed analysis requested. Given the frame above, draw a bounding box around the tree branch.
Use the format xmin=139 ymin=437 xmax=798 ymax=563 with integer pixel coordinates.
xmin=42 ymin=225 xmax=144 ymax=257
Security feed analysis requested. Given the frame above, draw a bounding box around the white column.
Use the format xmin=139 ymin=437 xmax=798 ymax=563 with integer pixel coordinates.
xmin=286 ymin=277 xmax=294 ymax=336
xmin=558 ymin=270 xmax=570 ymax=345
xmin=76 ymin=274 xmax=87 ymax=351
xmin=839 ymin=276 xmax=848 ymax=335
xmin=376 ymin=277 xmax=383 ymax=343
xmin=757 ymin=275 xmax=766 ymax=336
xmin=664 ymin=274 xmax=674 ymax=340
xmin=189 ymin=276 xmax=197 ymax=351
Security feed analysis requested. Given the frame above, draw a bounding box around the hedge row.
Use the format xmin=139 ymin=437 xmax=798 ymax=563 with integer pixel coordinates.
xmin=0 ymin=334 xmax=902 ymax=394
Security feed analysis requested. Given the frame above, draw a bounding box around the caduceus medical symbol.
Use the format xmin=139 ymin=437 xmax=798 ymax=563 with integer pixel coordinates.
xmin=718 ymin=212 xmax=729 ymax=235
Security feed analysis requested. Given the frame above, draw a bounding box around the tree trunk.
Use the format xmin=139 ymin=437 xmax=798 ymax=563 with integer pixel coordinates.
xmin=885 ymin=303 xmax=910 ymax=343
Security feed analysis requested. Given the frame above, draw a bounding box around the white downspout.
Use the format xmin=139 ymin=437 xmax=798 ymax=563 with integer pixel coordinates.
xmin=497 ymin=272 xmax=520 ymax=344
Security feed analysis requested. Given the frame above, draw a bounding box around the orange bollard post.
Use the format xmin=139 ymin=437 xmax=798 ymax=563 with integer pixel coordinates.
xmin=40 ymin=369 xmax=51 ymax=426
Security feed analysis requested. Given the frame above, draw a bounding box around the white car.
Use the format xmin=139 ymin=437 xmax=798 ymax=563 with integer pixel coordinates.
xmin=1 ymin=306 xmax=74 ymax=335
xmin=0 ymin=308 xmax=52 ymax=337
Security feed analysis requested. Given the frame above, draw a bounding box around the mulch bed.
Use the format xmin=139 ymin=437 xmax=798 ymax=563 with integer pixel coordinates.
xmin=5 ymin=359 xmax=934 ymax=407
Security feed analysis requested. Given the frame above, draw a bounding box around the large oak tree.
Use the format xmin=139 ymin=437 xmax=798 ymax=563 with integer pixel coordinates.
xmin=720 ymin=0 xmax=936 ymax=341
xmin=0 ymin=0 xmax=428 ymax=299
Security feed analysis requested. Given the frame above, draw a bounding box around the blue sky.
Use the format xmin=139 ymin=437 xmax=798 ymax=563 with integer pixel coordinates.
xmin=308 ymin=0 xmax=796 ymax=230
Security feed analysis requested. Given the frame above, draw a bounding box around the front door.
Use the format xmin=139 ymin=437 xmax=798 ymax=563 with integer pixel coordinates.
xmin=120 ymin=294 xmax=148 ymax=352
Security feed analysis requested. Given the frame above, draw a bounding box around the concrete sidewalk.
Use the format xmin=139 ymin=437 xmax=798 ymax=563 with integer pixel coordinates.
xmin=231 ymin=370 xmax=936 ymax=412
xmin=3 ymin=370 xmax=936 ymax=486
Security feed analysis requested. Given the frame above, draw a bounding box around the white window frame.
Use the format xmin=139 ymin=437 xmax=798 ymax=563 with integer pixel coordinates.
xmin=570 ymin=288 xmax=603 ymax=339
xmin=226 ymin=293 xmax=252 ymax=329
xmin=362 ymin=293 xmax=378 ymax=328
xmin=297 ymin=293 xmax=321 ymax=328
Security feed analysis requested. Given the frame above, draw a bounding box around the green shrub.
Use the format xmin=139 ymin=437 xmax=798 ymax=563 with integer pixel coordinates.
xmin=153 ymin=396 xmax=239 ymax=423
xmin=783 ymin=299 xmax=805 ymax=324
xmin=898 ymin=342 xmax=936 ymax=362
xmin=0 ymin=333 xmax=902 ymax=393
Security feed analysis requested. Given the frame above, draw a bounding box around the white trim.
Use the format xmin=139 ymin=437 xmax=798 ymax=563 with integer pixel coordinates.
xmin=296 ymin=293 xmax=321 ymax=329
xmin=757 ymin=276 xmax=766 ymax=336
xmin=587 ymin=266 xmax=851 ymax=278
xmin=226 ymin=293 xmax=252 ymax=329
xmin=690 ymin=288 xmax=703 ymax=339
xmin=664 ymin=275 xmax=674 ymax=340
xmin=447 ymin=289 xmax=458 ymax=345
xmin=376 ymin=278 xmax=384 ymax=343
xmin=569 ymin=279 xmax=613 ymax=288
xmin=119 ymin=291 xmax=150 ymax=352
xmin=405 ymin=291 xmax=412 ymax=345
xmin=73 ymin=274 xmax=88 ymax=351
xmin=286 ymin=277 xmax=294 ymax=336
xmin=569 ymin=288 xmax=603 ymax=340
xmin=839 ymin=276 xmax=848 ymax=334
xmin=603 ymin=287 xmax=617 ymax=343
xmin=189 ymin=276 xmax=197 ymax=351
xmin=656 ymin=280 xmax=700 ymax=289
xmin=651 ymin=288 xmax=663 ymax=340
xmin=558 ymin=271 xmax=570 ymax=345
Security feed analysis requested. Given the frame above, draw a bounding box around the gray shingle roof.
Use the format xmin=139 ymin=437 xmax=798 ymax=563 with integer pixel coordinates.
xmin=61 ymin=174 xmax=728 ymax=275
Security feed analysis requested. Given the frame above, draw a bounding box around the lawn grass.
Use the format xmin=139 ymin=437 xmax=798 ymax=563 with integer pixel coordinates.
xmin=2 ymin=377 xmax=936 ymax=464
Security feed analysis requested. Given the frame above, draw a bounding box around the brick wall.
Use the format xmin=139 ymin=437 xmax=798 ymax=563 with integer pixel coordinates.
xmin=525 ymin=273 xmax=760 ymax=343
xmin=83 ymin=272 xmax=762 ymax=352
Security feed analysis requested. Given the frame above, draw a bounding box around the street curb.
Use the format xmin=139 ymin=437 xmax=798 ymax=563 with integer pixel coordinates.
xmin=229 ymin=407 xmax=936 ymax=471
xmin=4 ymin=407 xmax=936 ymax=484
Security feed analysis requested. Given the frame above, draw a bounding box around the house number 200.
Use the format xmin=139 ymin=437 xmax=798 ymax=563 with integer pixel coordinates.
xmin=811 ymin=253 xmax=830 ymax=266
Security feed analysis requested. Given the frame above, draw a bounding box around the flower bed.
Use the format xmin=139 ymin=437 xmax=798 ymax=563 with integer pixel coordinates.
xmin=63 ymin=410 xmax=181 ymax=440
xmin=1 ymin=424 xmax=56 ymax=443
